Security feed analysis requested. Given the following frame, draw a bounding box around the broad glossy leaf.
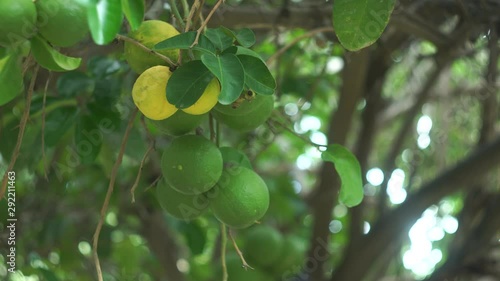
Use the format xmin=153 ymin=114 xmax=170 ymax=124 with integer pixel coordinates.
xmin=237 ymin=54 xmax=275 ymax=95
xmin=31 ymin=36 xmax=82 ymax=72
xmin=44 ymin=106 xmax=79 ymax=147
xmin=201 ymin=53 xmax=244 ymax=105
xmin=220 ymin=27 xmax=256 ymax=48
xmin=154 ymin=31 xmax=217 ymax=55
xmin=121 ymin=0 xmax=144 ymax=30
xmin=87 ymin=56 xmax=123 ymax=77
xmin=75 ymin=113 xmax=103 ymax=164
xmin=166 ymin=60 xmax=214 ymax=109
xmin=87 ymin=0 xmax=123 ymax=45
xmin=0 ymin=53 xmax=23 ymax=106
xmin=219 ymin=147 xmax=252 ymax=169
xmin=333 ymin=0 xmax=395 ymax=51
xmin=204 ymin=27 xmax=234 ymax=51
xmin=57 ymin=71 xmax=95 ymax=97
xmin=235 ymin=46 xmax=264 ymax=61
xmin=321 ymin=144 xmax=363 ymax=207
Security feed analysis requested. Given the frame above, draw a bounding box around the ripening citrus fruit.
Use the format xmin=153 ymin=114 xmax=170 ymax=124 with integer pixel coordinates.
xmin=208 ymin=166 xmax=269 ymax=229
xmin=149 ymin=110 xmax=206 ymax=136
xmin=161 ymin=135 xmax=223 ymax=195
xmin=244 ymin=225 xmax=284 ymax=268
xmin=220 ymin=254 xmax=274 ymax=281
xmin=156 ymin=180 xmax=209 ymax=220
xmin=132 ymin=66 xmax=178 ymax=120
xmin=35 ymin=0 xmax=88 ymax=47
xmin=271 ymin=235 xmax=307 ymax=276
xmin=124 ymin=20 xmax=180 ymax=74
xmin=182 ymin=79 xmax=221 ymax=115
xmin=212 ymin=94 xmax=274 ymax=132
xmin=0 ymin=0 xmax=37 ymax=48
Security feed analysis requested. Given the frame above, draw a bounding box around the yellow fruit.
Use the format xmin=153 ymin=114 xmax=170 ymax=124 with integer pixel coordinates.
xmin=149 ymin=110 xmax=206 ymax=136
xmin=0 ymin=0 xmax=37 ymax=48
xmin=182 ymin=79 xmax=221 ymax=115
xmin=244 ymin=225 xmax=283 ymax=268
xmin=156 ymin=180 xmax=209 ymax=220
xmin=35 ymin=0 xmax=88 ymax=47
xmin=161 ymin=135 xmax=223 ymax=195
xmin=208 ymin=166 xmax=269 ymax=229
xmin=132 ymin=66 xmax=178 ymax=120
xmin=212 ymin=95 xmax=274 ymax=132
xmin=124 ymin=20 xmax=180 ymax=74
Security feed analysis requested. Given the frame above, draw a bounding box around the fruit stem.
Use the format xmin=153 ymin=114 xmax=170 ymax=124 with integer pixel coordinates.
xmin=267 ymin=119 xmax=327 ymax=150
xmin=229 ymin=229 xmax=254 ymax=270
xmin=115 ymin=34 xmax=177 ymax=67
xmin=168 ymin=0 xmax=186 ymax=31
xmin=221 ymin=223 xmax=228 ymax=281
xmin=190 ymin=0 xmax=225 ymax=48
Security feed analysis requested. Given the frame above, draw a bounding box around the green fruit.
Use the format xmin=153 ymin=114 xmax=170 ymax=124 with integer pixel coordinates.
xmin=221 ymin=254 xmax=274 ymax=281
xmin=124 ymin=20 xmax=180 ymax=74
xmin=35 ymin=0 xmax=89 ymax=47
xmin=156 ymin=180 xmax=209 ymax=220
xmin=272 ymin=235 xmax=307 ymax=277
xmin=212 ymin=95 xmax=274 ymax=132
xmin=244 ymin=225 xmax=283 ymax=268
xmin=149 ymin=110 xmax=206 ymax=136
xmin=161 ymin=135 xmax=223 ymax=195
xmin=0 ymin=0 xmax=37 ymax=48
xmin=209 ymin=166 xmax=269 ymax=229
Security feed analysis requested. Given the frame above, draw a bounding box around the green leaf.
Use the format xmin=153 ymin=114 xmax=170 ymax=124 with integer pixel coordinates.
xmin=321 ymin=144 xmax=363 ymax=207
xmin=39 ymin=268 xmax=60 ymax=281
xmin=154 ymin=31 xmax=217 ymax=55
xmin=121 ymin=0 xmax=144 ymax=30
xmin=45 ymin=106 xmax=79 ymax=147
xmin=201 ymin=53 xmax=244 ymax=105
xmin=30 ymin=36 xmax=82 ymax=72
xmin=75 ymin=113 xmax=103 ymax=164
xmin=234 ymin=46 xmax=264 ymax=61
xmin=237 ymin=55 xmax=275 ymax=95
xmin=166 ymin=60 xmax=214 ymax=109
xmin=87 ymin=56 xmax=123 ymax=77
xmin=204 ymin=27 xmax=234 ymax=51
xmin=179 ymin=221 xmax=206 ymax=256
xmin=87 ymin=0 xmax=123 ymax=45
xmin=333 ymin=0 xmax=395 ymax=51
xmin=219 ymin=147 xmax=252 ymax=169
xmin=220 ymin=27 xmax=256 ymax=47
xmin=57 ymin=72 xmax=95 ymax=98
xmin=0 ymin=53 xmax=23 ymax=106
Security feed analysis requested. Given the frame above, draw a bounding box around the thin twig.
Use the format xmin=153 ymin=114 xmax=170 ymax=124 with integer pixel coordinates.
xmin=168 ymin=0 xmax=186 ymax=31
xmin=228 ymin=230 xmax=253 ymax=270
xmin=209 ymin=112 xmax=216 ymax=142
xmin=116 ymin=34 xmax=176 ymax=67
xmin=145 ymin=175 xmax=162 ymax=192
xmin=216 ymin=118 xmax=220 ymax=147
xmin=0 ymin=65 xmax=39 ymax=200
xmin=92 ymin=108 xmax=138 ymax=281
xmin=184 ymin=0 xmax=201 ymax=32
xmin=221 ymin=223 xmax=228 ymax=281
xmin=266 ymin=27 xmax=334 ymax=65
xmin=41 ymin=71 xmax=52 ymax=180
xmin=267 ymin=119 xmax=326 ymax=149
xmin=190 ymin=0 xmax=225 ymax=48
xmin=130 ymin=144 xmax=154 ymax=203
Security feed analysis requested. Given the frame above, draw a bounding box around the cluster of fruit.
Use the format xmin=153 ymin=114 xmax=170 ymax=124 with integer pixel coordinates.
xmin=0 ymin=0 xmax=88 ymax=48
xmin=220 ymin=225 xmax=307 ymax=281
xmin=156 ymin=135 xmax=270 ymax=229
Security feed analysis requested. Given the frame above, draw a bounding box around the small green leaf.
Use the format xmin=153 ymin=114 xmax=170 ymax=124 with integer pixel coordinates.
xmin=166 ymin=60 xmax=214 ymax=109
xmin=44 ymin=106 xmax=79 ymax=147
xmin=154 ymin=31 xmax=217 ymax=55
xmin=333 ymin=0 xmax=395 ymax=51
xmin=179 ymin=221 xmax=206 ymax=256
xmin=0 ymin=53 xmax=23 ymax=106
xmin=220 ymin=27 xmax=256 ymax=48
xmin=121 ymin=0 xmax=144 ymax=30
xmin=31 ymin=36 xmax=82 ymax=72
xmin=204 ymin=27 xmax=234 ymax=51
xmin=234 ymin=46 xmax=264 ymax=61
xmin=57 ymin=72 xmax=95 ymax=97
xmin=75 ymin=112 xmax=103 ymax=164
xmin=87 ymin=0 xmax=123 ymax=45
xmin=219 ymin=147 xmax=252 ymax=169
xmin=201 ymin=53 xmax=244 ymax=105
xmin=237 ymin=54 xmax=275 ymax=95
xmin=321 ymin=144 xmax=363 ymax=207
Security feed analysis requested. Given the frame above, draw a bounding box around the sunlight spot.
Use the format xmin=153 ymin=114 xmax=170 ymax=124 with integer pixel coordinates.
xmin=427 ymin=226 xmax=445 ymax=241
xmin=334 ymin=205 xmax=347 ymax=218
xmin=78 ymin=241 xmax=92 ymax=256
xmin=441 ymin=215 xmax=459 ymax=234
xmin=363 ymin=221 xmax=371 ymax=234
xmin=387 ymin=169 xmax=407 ymax=204
xmin=326 ymin=57 xmax=344 ymax=74
xmin=301 ymin=101 xmax=312 ymax=110
xmin=300 ymin=116 xmax=322 ymax=131
xmin=329 ymin=220 xmax=342 ymax=233
xmin=176 ymin=259 xmax=190 ymax=273
xmin=310 ymin=131 xmax=327 ymax=146
xmin=417 ymin=134 xmax=431 ymax=149
xmin=48 ymin=252 xmax=60 ymax=265
xmin=106 ymin=212 xmax=118 ymax=227
xmin=292 ymin=180 xmax=302 ymax=194
xmin=366 ymin=168 xmax=384 ymax=186
xmin=285 ymin=103 xmax=299 ymax=116
xmin=417 ymin=115 xmax=433 ymax=134
xmin=296 ymin=154 xmax=312 ymax=170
